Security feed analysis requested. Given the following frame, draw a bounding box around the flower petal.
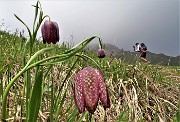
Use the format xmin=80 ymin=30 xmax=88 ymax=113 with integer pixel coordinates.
xmin=74 ymin=70 xmax=85 ymax=113
xmin=96 ymin=69 xmax=110 ymax=109
xmin=49 ymin=21 xmax=59 ymax=44
xmin=41 ymin=24 xmax=46 ymax=44
xmin=53 ymin=21 xmax=59 ymax=43
xmin=83 ymin=67 xmax=99 ymax=114
xmin=43 ymin=20 xmax=51 ymax=44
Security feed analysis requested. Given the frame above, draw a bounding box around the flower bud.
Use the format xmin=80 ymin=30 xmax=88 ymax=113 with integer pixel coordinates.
xmin=41 ymin=20 xmax=59 ymax=44
xmin=97 ymin=49 xmax=106 ymax=58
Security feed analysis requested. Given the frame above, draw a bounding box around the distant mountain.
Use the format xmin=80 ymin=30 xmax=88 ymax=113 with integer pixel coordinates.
xmin=85 ymin=43 xmax=180 ymax=66
xmin=1 ymin=30 xmax=179 ymax=66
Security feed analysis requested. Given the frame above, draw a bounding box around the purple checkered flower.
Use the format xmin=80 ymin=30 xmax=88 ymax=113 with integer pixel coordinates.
xmin=73 ymin=66 xmax=110 ymax=114
xmin=41 ymin=20 xmax=59 ymax=44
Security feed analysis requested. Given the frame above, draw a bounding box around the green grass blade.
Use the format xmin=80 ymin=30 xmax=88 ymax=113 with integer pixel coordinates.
xmin=53 ymin=58 xmax=79 ymax=109
xmin=176 ymin=112 xmax=180 ymax=122
xmin=54 ymin=87 xmax=68 ymax=122
xmin=63 ymin=36 xmax=98 ymax=54
xmin=64 ymin=99 xmax=73 ymax=114
xmin=32 ymin=1 xmax=39 ymax=33
xmin=77 ymin=111 xmax=88 ymax=122
xmin=115 ymin=108 xmax=129 ymax=122
xmin=28 ymin=67 xmax=43 ymax=122
xmin=50 ymin=72 xmax=54 ymax=122
xmin=25 ymin=47 xmax=53 ymax=68
xmin=67 ymin=108 xmax=79 ymax=122
xmin=14 ymin=14 xmax=32 ymax=39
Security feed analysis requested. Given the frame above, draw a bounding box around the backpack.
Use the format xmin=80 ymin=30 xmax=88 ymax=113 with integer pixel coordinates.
xmin=140 ymin=43 xmax=147 ymax=51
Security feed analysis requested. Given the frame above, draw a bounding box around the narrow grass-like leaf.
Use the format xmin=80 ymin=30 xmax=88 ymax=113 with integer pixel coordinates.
xmin=25 ymin=47 xmax=53 ymax=68
xmin=34 ymin=11 xmax=44 ymax=35
xmin=64 ymin=36 xmax=98 ymax=54
xmin=153 ymin=107 xmax=158 ymax=122
xmin=25 ymin=69 xmax=31 ymax=120
xmin=33 ymin=1 xmax=39 ymax=32
xmin=41 ymin=36 xmax=100 ymax=66
xmin=29 ymin=66 xmax=43 ymax=122
xmin=54 ymin=87 xmax=68 ymax=122
xmin=54 ymin=58 xmax=79 ymax=109
xmin=22 ymin=38 xmax=30 ymax=66
xmin=50 ymin=72 xmax=54 ymax=122
xmin=116 ymin=108 xmax=130 ymax=122
xmin=64 ymin=99 xmax=73 ymax=114
xmin=26 ymin=36 xmax=101 ymax=69
xmin=14 ymin=14 xmax=32 ymax=39
xmin=79 ymin=54 xmax=100 ymax=69
xmin=42 ymin=65 xmax=53 ymax=88
xmin=0 ymin=82 xmax=2 ymax=100
xmin=77 ymin=111 xmax=88 ymax=122
xmin=67 ymin=108 xmax=79 ymax=122
xmin=176 ymin=108 xmax=180 ymax=122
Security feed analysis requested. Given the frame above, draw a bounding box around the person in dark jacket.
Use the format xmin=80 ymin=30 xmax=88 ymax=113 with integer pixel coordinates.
xmin=133 ymin=43 xmax=148 ymax=62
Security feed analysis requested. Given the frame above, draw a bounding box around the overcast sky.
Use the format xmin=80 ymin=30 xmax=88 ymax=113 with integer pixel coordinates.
xmin=0 ymin=0 xmax=179 ymax=56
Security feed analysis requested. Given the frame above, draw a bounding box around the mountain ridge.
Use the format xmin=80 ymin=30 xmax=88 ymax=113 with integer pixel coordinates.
xmin=85 ymin=43 xmax=180 ymax=66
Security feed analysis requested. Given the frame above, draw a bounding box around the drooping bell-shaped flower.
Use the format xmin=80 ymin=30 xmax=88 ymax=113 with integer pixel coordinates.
xmin=97 ymin=49 xmax=106 ymax=58
xmin=73 ymin=66 xmax=110 ymax=114
xmin=41 ymin=20 xmax=59 ymax=44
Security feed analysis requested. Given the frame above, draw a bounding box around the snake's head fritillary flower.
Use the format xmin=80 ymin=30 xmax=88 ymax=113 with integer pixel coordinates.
xmin=97 ymin=49 xmax=106 ymax=58
xmin=73 ymin=66 xmax=110 ymax=114
xmin=41 ymin=20 xmax=59 ymax=44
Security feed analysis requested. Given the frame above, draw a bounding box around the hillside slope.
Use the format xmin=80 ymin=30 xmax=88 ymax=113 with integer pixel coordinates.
xmin=86 ymin=43 xmax=180 ymax=66
xmin=0 ymin=31 xmax=180 ymax=121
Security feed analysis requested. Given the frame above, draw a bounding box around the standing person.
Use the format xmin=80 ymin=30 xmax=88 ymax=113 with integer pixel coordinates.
xmin=133 ymin=43 xmax=148 ymax=62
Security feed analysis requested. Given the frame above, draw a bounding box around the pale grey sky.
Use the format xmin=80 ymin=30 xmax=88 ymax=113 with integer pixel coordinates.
xmin=0 ymin=0 xmax=179 ymax=56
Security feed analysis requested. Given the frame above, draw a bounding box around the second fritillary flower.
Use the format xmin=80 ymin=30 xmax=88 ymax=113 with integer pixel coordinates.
xmin=97 ymin=49 xmax=106 ymax=58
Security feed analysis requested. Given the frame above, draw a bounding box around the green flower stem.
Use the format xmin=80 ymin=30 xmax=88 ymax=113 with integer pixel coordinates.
xmin=75 ymin=54 xmax=100 ymax=69
xmin=98 ymin=38 xmax=103 ymax=49
xmin=25 ymin=47 xmax=53 ymax=68
xmin=22 ymin=38 xmax=30 ymax=121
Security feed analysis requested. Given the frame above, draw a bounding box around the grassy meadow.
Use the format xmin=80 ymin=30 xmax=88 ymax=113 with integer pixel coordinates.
xmin=0 ymin=1 xmax=180 ymax=122
xmin=0 ymin=29 xmax=179 ymax=122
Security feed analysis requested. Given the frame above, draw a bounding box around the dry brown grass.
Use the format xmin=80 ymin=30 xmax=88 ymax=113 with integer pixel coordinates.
xmin=1 ymin=59 xmax=179 ymax=122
